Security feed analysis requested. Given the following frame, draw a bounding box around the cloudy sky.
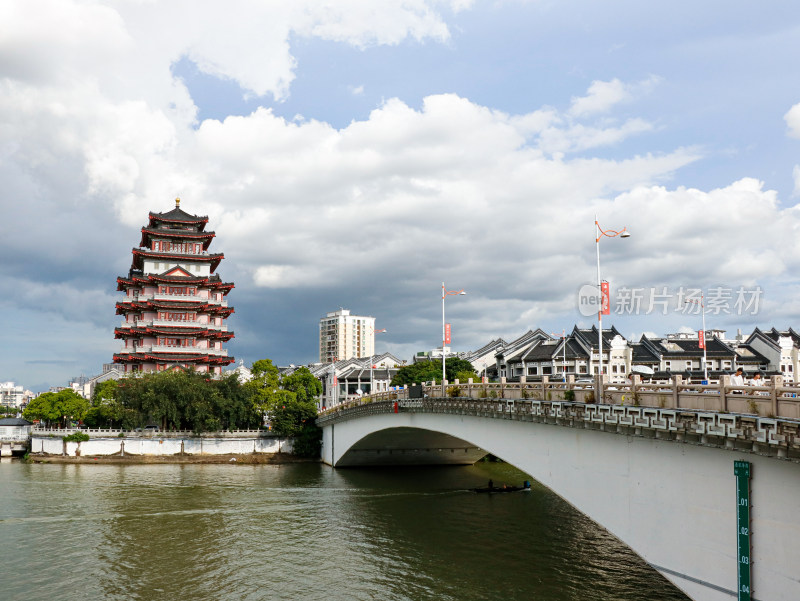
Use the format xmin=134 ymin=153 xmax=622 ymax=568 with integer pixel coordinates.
xmin=3 ymin=0 xmax=800 ymax=391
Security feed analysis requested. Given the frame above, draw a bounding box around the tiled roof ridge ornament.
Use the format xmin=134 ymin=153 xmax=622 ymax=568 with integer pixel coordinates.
xmin=176 ymin=197 xmax=180 ymax=208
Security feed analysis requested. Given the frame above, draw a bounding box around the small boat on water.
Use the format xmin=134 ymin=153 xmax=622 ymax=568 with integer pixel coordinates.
xmin=473 ymin=480 xmax=531 ymax=493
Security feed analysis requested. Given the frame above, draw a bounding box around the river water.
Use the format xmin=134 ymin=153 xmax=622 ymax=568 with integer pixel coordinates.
xmin=0 ymin=460 xmax=688 ymax=601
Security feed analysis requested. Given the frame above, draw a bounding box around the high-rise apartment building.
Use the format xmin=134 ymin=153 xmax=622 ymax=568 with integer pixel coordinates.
xmin=319 ymin=309 xmax=375 ymax=363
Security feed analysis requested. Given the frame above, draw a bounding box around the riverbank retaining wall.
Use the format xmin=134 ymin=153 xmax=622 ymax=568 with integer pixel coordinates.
xmin=30 ymin=431 xmax=293 ymax=457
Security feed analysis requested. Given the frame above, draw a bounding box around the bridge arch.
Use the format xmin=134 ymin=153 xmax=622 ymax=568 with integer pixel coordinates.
xmin=320 ymin=401 xmax=800 ymax=601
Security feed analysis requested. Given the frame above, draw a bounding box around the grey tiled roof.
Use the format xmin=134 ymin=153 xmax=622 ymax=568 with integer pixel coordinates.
xmin=0 ymin=418 xmax=32 ymax=426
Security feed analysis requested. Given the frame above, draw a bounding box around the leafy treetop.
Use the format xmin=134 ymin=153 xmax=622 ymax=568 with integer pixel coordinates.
xmin=390 ymin=357 xmax=476 ymax=387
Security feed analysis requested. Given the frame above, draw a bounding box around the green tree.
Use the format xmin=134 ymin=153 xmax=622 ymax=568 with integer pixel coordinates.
xmin=91 ymin=379 xmax=118 ymax=405
xmin=269 ymin=394 xmax=321 ymax=457
xmin=23 ymin=390 xmax=89 ymax=427
xmin=211 ymin=373 xmax=260 ymax=431
xmin=281 ymin=367 xmax=322 ymax=403
xmin=245 ymin=359 xmax=282 ymax=418
xmin=246 ymin=361 xmax=323 ymax=457
xmin=23 ymin=392 xmax=61 ymax=426
xmin=85 ymin=379 xmax=124 ymax=428
xmin=454 ymin=370 xmax=478 ymax=383
xmin=390 ymin=358 xmax=477 ymax=386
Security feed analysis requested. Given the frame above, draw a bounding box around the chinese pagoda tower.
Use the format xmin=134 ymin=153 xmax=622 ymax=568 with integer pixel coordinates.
xmin=113 ymin=199 xmax=235 ymax=374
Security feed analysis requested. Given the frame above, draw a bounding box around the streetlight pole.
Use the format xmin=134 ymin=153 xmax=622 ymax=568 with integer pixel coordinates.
xmin=442 ymin=282 xmax=466 ymax=397
xmin=685 ymin=294 xmax=709 ymax=382
xmin=552 ymin=330 xmax=567 ymax=382
xmin=368 ymin=328 xmax=387 ymax=395
xmin=595 ymin=215 xmax=630 ymax=380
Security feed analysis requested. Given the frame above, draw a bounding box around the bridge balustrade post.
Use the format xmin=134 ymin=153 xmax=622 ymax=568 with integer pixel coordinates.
xmin=672 ymin=375 xmax=682 ymax=409
xmin=719 ymin=375 xmax=730 ymax=412
xmin=467 ymin=378 xmax=473 ymax=397
xmin=567 ymin=374 xmax=574 ymax=393
xmin=594 ymin=374 xmax=603 ymax=405
xmin=771 ymin=375 xmax=783 ymax=417
xmin=518 ymin=375 xmax=526 ymax=399
xmin=500 ymin=377 xmax=506 ymax=399
xmin=541 ymin=375 xmax=549 ymax=401
xmin=631 ymin=374 xmax=640 ymax=406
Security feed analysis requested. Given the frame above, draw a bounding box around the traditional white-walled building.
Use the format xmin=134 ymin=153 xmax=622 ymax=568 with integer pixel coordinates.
xmin=310 ymin=353 xmax=403 ymax=408
xmin=0 ymin=417 xmax=32 ymax=456
xmin=82 ymin=367 xmax=124 ymax=400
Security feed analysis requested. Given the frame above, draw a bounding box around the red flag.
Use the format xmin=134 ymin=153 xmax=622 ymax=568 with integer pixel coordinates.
xmin=600 ymin=282 xmax=610 ymax=316
xmin=698 ymin=329 xmax=705 ymax=350
xmin=445 ymin=323 xmax=451 ymax=344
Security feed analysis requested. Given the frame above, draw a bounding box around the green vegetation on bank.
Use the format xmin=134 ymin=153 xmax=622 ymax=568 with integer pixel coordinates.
xmin=390 ymin=357 xmax=477 ymax=387
xmin=22 ymin=389 xmax=89 ymax=428
xmin=22 ymin=360 xmax=323 ymax=457
xmin=0 ymin=407 xmax=20 ymax=418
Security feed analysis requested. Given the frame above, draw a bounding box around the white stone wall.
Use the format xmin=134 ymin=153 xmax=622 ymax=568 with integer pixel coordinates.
xmin=30 ymin=435 xmax=292 ymax=457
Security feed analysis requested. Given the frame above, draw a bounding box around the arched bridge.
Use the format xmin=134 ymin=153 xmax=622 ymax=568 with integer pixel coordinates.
xmin=317 ymin=398 xmax=800 ymax=601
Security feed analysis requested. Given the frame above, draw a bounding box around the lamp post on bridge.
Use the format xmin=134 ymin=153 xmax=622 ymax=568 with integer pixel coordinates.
xmin=595 ymin=215 xmax=630 ymax=379
xmin=368 ymin=327 xmax=387 ymax=395
xmin=551 ymin=330 xmax=567 ymax=382
xmin=684 ymin=294 xmax=709 ymax=383
xmin=442 ymin=282 xmax=466 ymax=397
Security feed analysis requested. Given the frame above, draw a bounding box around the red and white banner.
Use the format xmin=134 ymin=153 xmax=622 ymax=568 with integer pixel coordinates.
xmin=698 ymin=329 xmax=706 ymax=349
xmin=445 ymin=323 xmax=451 ymax=345
xmin=600 ymin=282 xmax=610 ymax=316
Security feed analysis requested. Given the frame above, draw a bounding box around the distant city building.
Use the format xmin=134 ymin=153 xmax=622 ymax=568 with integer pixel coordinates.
xmin=113 ymin=199 xmax=235 ymax=375
xmin=0 ymin=382 xmax=30 ymax=410
xmin=319 ymin=309 xmax=376 ymax=363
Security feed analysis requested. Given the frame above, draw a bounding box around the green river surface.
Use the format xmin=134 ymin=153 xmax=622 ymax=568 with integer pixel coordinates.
xmin=0 ymin=459 xmax=690 ymax=601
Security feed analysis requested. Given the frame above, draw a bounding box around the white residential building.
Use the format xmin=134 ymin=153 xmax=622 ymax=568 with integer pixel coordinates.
xmin=319 ymin=309 xmax=376 ymax=363
xmin=0 ymin=382 xmax=28 ymax=409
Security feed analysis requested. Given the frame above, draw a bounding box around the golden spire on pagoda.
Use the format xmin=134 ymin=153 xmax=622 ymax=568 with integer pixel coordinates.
xmin=175 ymin=197 xmax=181 ymax=208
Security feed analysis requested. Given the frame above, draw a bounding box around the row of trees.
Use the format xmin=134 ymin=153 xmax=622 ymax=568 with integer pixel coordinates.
xmin=22 ymin=360 xmax=323 ymax=456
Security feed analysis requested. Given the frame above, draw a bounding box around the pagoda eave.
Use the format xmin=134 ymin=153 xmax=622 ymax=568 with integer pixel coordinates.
xmin=114 ymin=353 xmax=234 ymax=366
xmin=139 ymin=227 xmax=216 ymax=250
xmin=114 ymin=327 xmax=234 ymax=341
xmin=117 ymin=274 xmax=233 ymax=291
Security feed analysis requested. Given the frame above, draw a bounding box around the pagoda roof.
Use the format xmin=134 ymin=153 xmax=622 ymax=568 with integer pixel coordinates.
xmin=131 ymin=248 xmax=224 ymax=272
xmin=113 ymin=352 xmax=234 ymax=366
xmin=148 ymin=203 xmax=209 ymax=230
xmin=139 ymin=227 xmax=216 ymax=249
xmin=114 ymin=326 xmax=234 ymax=340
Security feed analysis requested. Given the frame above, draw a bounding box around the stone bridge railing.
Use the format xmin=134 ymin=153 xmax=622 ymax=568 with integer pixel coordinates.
xmin=336 ymin=374 xmax=800 ymax=420
xmin=317 ymin=398 xmax=800 ymax=461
